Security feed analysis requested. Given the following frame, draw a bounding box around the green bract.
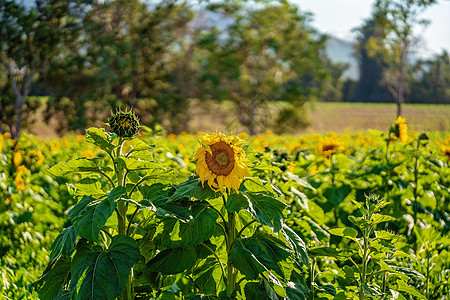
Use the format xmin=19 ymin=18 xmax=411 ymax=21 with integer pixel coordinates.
xmin=109 ymin=109 xmax=140 ymax=138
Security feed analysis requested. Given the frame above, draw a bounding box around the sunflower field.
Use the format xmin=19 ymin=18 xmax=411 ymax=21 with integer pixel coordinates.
xmin=0 ymin=114 xmax=449 ymax=300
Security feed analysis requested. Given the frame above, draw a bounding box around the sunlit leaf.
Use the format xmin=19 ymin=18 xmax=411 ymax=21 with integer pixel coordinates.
xmin=85 ymin=127 xmax=116 ymax=153
xmin=396 ymin=279 xmax=426 ymax=299
xmin=49 ymin=158 xmax=108 ymax=177
xmin=328 ymin=227 xmax=358 ymax=241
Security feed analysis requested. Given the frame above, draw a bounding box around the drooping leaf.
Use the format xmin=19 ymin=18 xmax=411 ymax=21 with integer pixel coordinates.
xmin=396 ymin=279 xmax=426 ymax=299
xmin=244 ymin=280 xmax=279 ymax=300
xmin=305 ymin=219 xmax=330 ymax=242
xmin=49 ymin=226 xmax=78 ymax=261
xmin=282 ymin=224 xmax=310 ymax=268
xmin=192 ymin=258 xmax=221 ymax=295
xmin=226 ymin=191 xmax=250 ymax=213
xmin=230 ymin=232 xmax=292 ymax=280
xmin=35 ymin=255 xmax=71 ymax=300
xmin=72 ymin=235 xmax=140 ymax=300
xmin=147 ymin=247 xmax=197 ymax=275
xmin=390 ymin=266 xmax=424 ymax=278
xmin=244 ymin=191 xmax=286 ymax=232
xmin=291 ymin=188 xmax=325 ymax=224
xmin=229 ymin=239 xmax=268 ymax=280
xmin=68 ymin=195 xmax=95 ymax=220
xmin=139 ymin=184 xmax=193 ymax=220
xmin=140 ymin=183 xmax=171 ymax=205
xmin=312 ymin=282 xmax=336 ymax=296
xmin=286 ymin=271 xmax=309 ymax=300
xmin=285 ymin=172 xmax=315 ymax=190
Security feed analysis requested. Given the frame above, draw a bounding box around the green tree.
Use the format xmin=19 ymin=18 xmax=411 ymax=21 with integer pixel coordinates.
xmin=200 ymin=0 xmax=331 ymax=134
xmin=44 ymin=0 xmax=195 ymax=134
xmin=370 ymin=0 xmax=437 ymax=116
xmin=408 ymin=50 xmax=450 ymax=104
xmin=0 ymin=0 xmax=90 ymax=138
xmin=353 ymin=17 xmax=392 ymax=103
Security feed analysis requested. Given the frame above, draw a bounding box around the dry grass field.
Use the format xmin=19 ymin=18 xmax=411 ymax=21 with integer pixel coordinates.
xmin=305 ymin=102 xmax=450 ymax=133
xmin=29 ymin=100 xmax=450 ymax=137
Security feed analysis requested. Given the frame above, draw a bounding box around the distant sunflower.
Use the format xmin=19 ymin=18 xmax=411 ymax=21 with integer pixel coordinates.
xmin=441 ymin=145 xmax=450 ymax=161
xmin=192 ymin=133 xmax=249 ymax=193
xmin=390 ymin=116 xmax=408 ymax=143
xmin=317 ymin=136 xmax=342 ymax=157
xmin=396 ymin=116 xmax=408 ymax=143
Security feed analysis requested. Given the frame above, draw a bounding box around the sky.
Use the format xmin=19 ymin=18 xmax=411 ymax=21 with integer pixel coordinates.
xmin=291 ymin=0 xmax=450 ymax=58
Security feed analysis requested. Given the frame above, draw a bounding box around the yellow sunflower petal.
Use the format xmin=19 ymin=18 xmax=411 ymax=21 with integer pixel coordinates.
xmin=192 ymin=132 xmax=249 ymax=194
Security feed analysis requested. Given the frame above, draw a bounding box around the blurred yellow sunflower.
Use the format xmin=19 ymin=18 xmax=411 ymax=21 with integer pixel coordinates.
xmin=390 ymin=116 xmax=408 ymax=143
xmin=396 ymin=116 xmax=408 ymax=143
xmin=192 ymin=133 xmax=249 ymax=193
xmin=317 ymin=136 xmax=342 ymax=157
xmin=441 ymin=145 xmax=450 ymax=161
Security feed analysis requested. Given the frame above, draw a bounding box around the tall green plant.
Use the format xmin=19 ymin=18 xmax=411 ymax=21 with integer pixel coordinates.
xmin=35 ymin=112 xmax=311 ymax=299
xmin=329 ymin=194 xmax=426 ymax=299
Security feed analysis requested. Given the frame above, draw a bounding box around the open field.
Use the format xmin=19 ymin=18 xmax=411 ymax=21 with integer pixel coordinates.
xmin=306 ymin=102 xmax=450 ymax=133
xmin=29 ymin=100 xmax=450 ymax=137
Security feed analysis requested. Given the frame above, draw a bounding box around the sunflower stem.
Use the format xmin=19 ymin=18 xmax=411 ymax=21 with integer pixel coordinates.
xmin=115 ymin=138 xmax=133 ymax=300
xmin=226 ymin=210 xmax=237 ymax=297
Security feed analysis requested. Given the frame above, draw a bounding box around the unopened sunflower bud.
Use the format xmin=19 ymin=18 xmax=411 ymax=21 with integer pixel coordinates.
xmin=109 ymin=109 xmax=140 ymax=138
xmin=418 ymin=132 xmax=429 ymax=141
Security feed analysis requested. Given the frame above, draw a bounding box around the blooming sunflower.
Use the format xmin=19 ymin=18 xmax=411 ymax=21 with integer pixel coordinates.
xmin=390 ymin=116 xmax=408 ymax=143
xmin=317 ymin=136 xmax=342 ymax=158
xmin=192 ymin=133 xmax=249 ymax=193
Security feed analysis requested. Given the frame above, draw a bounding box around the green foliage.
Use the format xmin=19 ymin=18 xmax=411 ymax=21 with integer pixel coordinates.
xmin=31 ymin=118 xmax=310 ymax=300
xmin=1 ymin=121 xmax=449 ymax=299
xmin=0 ymin=0 xmax=90 ymax=138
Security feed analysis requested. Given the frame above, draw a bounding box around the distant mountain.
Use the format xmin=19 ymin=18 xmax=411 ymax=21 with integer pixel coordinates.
xmin=325 ymin=37 xmax=359 ymax=80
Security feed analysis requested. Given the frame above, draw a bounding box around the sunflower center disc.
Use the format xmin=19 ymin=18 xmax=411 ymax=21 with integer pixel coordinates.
xmin=205 ymin=141 xmax=235 ymax=176
xmin=216 ymin=152 xmax=229 ymax=166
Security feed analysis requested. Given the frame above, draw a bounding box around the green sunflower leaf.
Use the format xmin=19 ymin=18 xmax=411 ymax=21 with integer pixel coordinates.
xmin=170 ymin=176 xmax=221 ymax=201
xmin=69 ymin=186 xmax=126 ymax=242
xmin=147 ymin=247 xmax=197 ymax=275
xmin=49 ymin=158 xmax=108 ymax=177
xmin=49 ymin=225 xmax=78 ymax=261
xmin=71 ymin=235 xmax=140 ymax=300
xmin=35 ymin=255 xmax=71 ymax=300
xmin=85 ymin=127 xmax=116 ymax=153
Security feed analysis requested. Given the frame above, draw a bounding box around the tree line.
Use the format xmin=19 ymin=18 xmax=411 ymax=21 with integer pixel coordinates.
xmin=0 ymin=0 xmax=448 ymax=138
